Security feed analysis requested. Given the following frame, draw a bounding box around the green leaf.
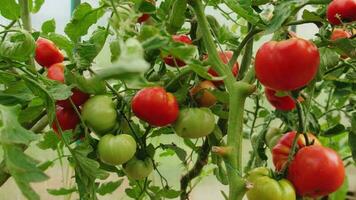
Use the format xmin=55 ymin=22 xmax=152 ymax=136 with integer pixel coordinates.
xmin=302 ymin=10 xmax=324 ymax=22
xmin=46 ymin=33 xmax=74 ymax=60
xmin=264 ymin=1 xmax=299 ymax=34
xmin=65 ymin=3 xmax=105 ymax=42
xmin=329 ymin=176 xmax=348 ymax=200
xmin=0 ymin=81 xmax=35 ymax=105
xmin=97 ymin=180 xmax=124 ymax=195
xmin=74 ymin=27 xmax=108 ymax=69
xmin=41 ymin=19 xmax=56 ymax=34
xmin=4 ymin=145 xmax=48 ymax=200
xmin=160 ymin=187 xmax=181 ymax=198
xmin=64 ymin=71 xmax=106 ymax=95
xmin=0 ymin=30 xmax=36 ymax=62
xmin=332 ymin=38 xmax=356 ymax=58
xmin=29 ymin=0 xmax=44 ymax=13
xmin=0 ymin=105 xmax=39 ymax=145
xmin=110 ymin=39 xmax=121 ymax=62
xmin=0 ymin=0 xmax=20 ymax=20
xmin=47 ymin=82 xmax=72 ymax=101
xmin=47 ymin=187 xmax=77 ymax=196
xmin=159 ymin=143 xmax=187 ymax=162
xmin=322 ymin=124 xmax=346 ymax=137
xmin=95 ymin=38 xmax=150 ymax=80
xmin=318 ymin=47 xmax=339 ymax=74
xmin=224 ymin=0 xmax=263 ymax=26
xmin=37 ymin=131 xmax=60 ymax=150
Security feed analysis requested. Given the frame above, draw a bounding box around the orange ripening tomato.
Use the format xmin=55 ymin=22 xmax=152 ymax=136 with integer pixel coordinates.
xmin=131 ymin=87 xmax=179 ymax=126
xmin=190 ymin=80 xmax=217 ymax=107
xmin=272 ymin=131 xmax=321 ymax=171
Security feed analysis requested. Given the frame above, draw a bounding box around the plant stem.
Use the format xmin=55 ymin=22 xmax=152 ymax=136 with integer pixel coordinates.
xmin=180 ymin=138 xmax=210 ymax=200
xmin=189 ymin=0 xmax=234 ymax=92
xmin=237 ymin=24 xmax=254 ymax=80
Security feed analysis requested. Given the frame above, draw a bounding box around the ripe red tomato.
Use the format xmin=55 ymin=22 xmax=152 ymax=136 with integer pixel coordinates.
xmin=47 ymin=63 xmax=65 ymax=83
xmin=47 ymin=63 xmax=89 ymax=108
xmin=255 ymin=38 xmax=320 ymax=91
xmin=287 ymin=145 xmax=345 ymax=197
xmin=57 ymin=89 xmax=90 ymax=108
xmin=206 ymin=51 xmax=239 ymax=86
xmin=138 ymin=14 xmax=150 ymax=23
xmin=35 ymin=38 xmax=64 ymax=67
xmin=190 ymin=80 xmax=217 ymax=107
xmin=330 ymin=29 xmax=352 ymax=40
xmin=52 ymin=106 xmax=80 ymax=134
xmin=265 ymin=88 xmax=295 ymax=111
xmin=131 ymin=87 xmax=179 ymax=126
xmin=163 ymin=35 xmax=192 ymax=67
xmin=272 ymin=131 xmax=321 ymax=171
xmin=327 ymin=0 xmax=356 ymax=25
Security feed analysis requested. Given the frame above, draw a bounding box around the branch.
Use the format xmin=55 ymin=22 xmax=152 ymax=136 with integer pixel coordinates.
xmin=180 ymin=139 xmax=210 ymax=200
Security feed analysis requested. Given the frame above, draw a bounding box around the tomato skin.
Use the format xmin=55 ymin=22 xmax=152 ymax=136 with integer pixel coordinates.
xmin=35 ymin=38 xmax=64 ymax=67
xmin=255 ymin=38 xmax=320 ymax=91
xmin=163 ymin=35 xmax=192 ymax=67
xmin=287 ymin=145 xmax=345 ymax=197
xmin=137 ymin=14 xmax=150 ymax=23
xmin=190 ymin=80 xmax=217 ymax=107
xmin=52 ymin=106 xmax=80 ymax=134
xmin=57 ymin=89 xmax=90 ymax=108
xmin=98 ymin=134 xmax=137 ymax=165
xmin=124 ymin=157 xmax=153 ymax=180
xmin=206 ymin=51 xmax=239 ymax=86
xmin=47 ymin=63 xmax=89 ymax=108
xmin=131 ymin=87 xmax=179 ymax=127
xmin=81 ymin=95 xmax=117 ymax=134
xmin=327 ymin=0 xmax=356 ymax=25
xmin=246 ymin=167 xmax=296 ymax=200
xmin=173 ymin=108 xmax=215 ymax=138
xmin=265 ymin=88 xmax=296 ymax=111
xmin=272 ymin=131 xmax=321 ymax=171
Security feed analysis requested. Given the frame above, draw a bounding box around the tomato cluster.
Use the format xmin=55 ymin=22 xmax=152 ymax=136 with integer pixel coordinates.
xmin=35 ymin=38 xmax=89 ymax=134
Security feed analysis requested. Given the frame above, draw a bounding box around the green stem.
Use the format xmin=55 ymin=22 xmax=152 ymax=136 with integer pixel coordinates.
xmin=237 ymin=25 xmax=254 ymax=80
xmin=189 ymin=0 xmax=234 ymax=92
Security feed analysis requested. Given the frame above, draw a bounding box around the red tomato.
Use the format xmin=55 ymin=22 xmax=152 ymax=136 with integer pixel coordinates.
xmin=57 ymin=89 xmax=90 ymax=108
xmin=287 ymin=145 xmax=345 ymax=197
xmin=272 ymin=131 xmax=321 ymax=171
xmin=138 ymin=14 xmax=150 ymax=23
xmin=47 ymin=63 xmax=89 ymax=108
xmin=47 ymin=63 xmax=65 ymax=83
xmin=327 ymin=0 xmax=356 ymax=25
xmin=131 ymin=87 xmax=179 ymax=126
xmin=35 ymin=38 xmax=64 ymax=67
xmin=163 ymin=35 xmax=192 ymax=67
xmin=52 ymin=106 xmax=80 ymax=134
xmin=206 ymin=51 xmax=239 ymax=86
xmin=265 ymin=88 xmax=295 ymax=111
xmin=330 ymin=29 xmax=352 ymax=40
xmin=255 ymin=38 xmax=320 ymax=91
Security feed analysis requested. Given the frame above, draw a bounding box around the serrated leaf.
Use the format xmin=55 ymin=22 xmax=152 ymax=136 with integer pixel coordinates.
xmin=97 ymin=180 xmax=123 ymax=195
xmin=47 ymin=82 xmax=72 ymax=101
xmin=264 ymin=1 xmax=299 ymax=34
xmin=0 ymin=105 xmax=39 ymax=145
xmin=4 ymin=145 xmax=48 ymax=200
xmin=0 ymin=30 xmax=36 ymax=62
xmin=37 ymin=131 xmax=60 ymax=150
xmin=65 ymin=3 xmax=105 ymax=42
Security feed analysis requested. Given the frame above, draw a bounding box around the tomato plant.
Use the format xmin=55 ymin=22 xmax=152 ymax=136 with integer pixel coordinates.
xmin=246 ymin=167 xmax=296 ymax=200
xmin=0 ymin=0 xmax=355 ymax=199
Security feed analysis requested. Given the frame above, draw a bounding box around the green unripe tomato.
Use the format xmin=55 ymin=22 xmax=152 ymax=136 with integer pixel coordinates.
xmin=173 ymin=108 xmax=215 ymax=138
xmin=124 ymin=157 xmax=153 ymax=180
xmin=98 ymin=134 xmax=136 ymax=165
xmin=81 ymin=95 xmax=117 ymax=134
xmin=246 ymin=167 xmax=296 ymax=200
